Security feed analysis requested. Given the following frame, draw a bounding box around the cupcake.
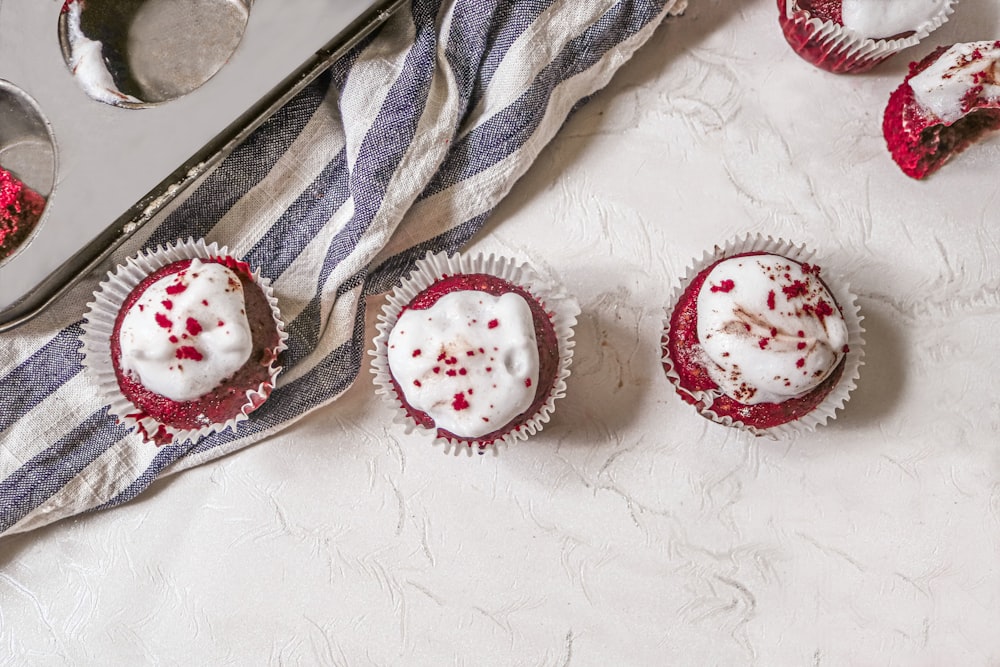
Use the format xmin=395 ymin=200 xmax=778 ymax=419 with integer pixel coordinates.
xmin=81 ymin=238 xmax=287 ymax=445
xmin=777 ymin=0 xmax=955 ymax=74
xmin=662 ymin=236 xmax=864 ymax=437
xmin=371 ymin=251 xmax=579 ymax=453
xmin=884 ymin=41 xmax=1000 ymax=179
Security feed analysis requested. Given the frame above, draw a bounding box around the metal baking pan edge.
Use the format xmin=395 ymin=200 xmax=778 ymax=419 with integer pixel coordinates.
xmin=0 ymin=0 xmax=407 ymax=333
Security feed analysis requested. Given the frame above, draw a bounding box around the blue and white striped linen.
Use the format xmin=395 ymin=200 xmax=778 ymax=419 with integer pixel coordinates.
xmin=0 ymin=0 xmax=685 ymax=537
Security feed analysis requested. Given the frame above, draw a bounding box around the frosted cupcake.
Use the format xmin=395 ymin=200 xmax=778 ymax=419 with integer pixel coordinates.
xmin=371 ymin=251 xmax=578 ymax=454
xmin=777 ymin=0 xmax=956 ymax=73
xmin=81 ymin=238 xmax=287 ymax=445
xmin=884 ymin=41 xmax=1000 ymax=179
xmin=662 ymin=236 xmax=864 ymax=437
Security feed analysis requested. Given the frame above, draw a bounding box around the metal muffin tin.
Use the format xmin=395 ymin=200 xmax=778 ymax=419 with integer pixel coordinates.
xmin=0 ymin=0 xmax=405 ymax=331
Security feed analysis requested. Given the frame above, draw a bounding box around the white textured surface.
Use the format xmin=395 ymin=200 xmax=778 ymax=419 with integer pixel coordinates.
xmin=3 ymin=0 xmax=1000 ymax=664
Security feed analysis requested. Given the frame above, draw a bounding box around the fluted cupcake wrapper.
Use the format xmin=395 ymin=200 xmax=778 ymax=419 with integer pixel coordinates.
xmin=778 ymin=0 xmax=957 ymax=74
xmin=370 ymin=250 xmax=579 ymax=455
xmin=661 ymin=233 xmax=865 ymax=439
xmin=80 ymin=237 xmax=288 ymax=446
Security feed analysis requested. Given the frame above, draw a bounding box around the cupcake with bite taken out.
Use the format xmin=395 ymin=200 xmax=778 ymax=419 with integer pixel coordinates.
xmin=81 ymin=238 xmax=287 ymax=445
xmin=777 ymin=0 xmax=956 ymax=73
xmin=371 ymin=251 xmax=578 ymax=454
xmin=662 ymin=235 xmax=864 ymax=437
xmin=884 ymin=40 xmax=1000 ymax=179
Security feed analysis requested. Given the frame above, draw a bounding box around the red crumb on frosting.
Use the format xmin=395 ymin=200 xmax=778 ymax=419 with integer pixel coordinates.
xmin=452 ymin=392 xmax=470 ymax=411
xmin=110 ymin=257 xmax=281 ymax=445
xmin=710 ymin=279 xmax=735 ymax=293
xmin=388 ymin=273 xmax=560 ymax=450
xmin=883 ymin=44 xmax=1000 ymax=179
xmin=0 ymin=166 xmax=46 ymax=261
xmin=663 ymin=252 xmax=845 ymax=430
xmin=175 ymin=346 xmax=203 ymax=362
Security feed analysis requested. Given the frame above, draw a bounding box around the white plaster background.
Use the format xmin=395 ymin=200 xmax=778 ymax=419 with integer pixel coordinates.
xmin=2 ymin=0 xmax=1000 ymax=664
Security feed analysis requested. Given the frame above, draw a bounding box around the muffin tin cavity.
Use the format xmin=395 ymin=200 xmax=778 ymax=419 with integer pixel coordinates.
xmin=0 ymin=80 xmax=56 ymax=265
xmin=58 ymin=0 xmax=250 ymax=107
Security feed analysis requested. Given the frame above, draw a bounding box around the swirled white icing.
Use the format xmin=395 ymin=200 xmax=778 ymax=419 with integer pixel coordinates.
xmin=910 ymin=41 xmax=1000 ymax=124
xmin=387 ymin=290 xmax=539 ymax=439
xmin=696 ymin=254 xmax=848 ymax=405
xmin=841 ymin=0 xmax=945 ymax=39
xmin=118 ymin=259 xmax=253 ymax=401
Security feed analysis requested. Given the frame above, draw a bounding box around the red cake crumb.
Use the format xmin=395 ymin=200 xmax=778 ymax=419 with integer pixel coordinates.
xmin=110 ymin=257 xmax=281 ymax=445
xmin=0 ymin=166 xmax=46 ymax=261
xmin=663 ymin=252 xmax=846 ymax=431
xmin=883 ymin=44 xmax=1000 ymax=179
xmin=388 ymin=273 xmax=559 ymax=449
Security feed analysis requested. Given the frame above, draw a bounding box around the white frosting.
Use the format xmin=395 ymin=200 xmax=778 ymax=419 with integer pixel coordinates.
xmin=65 ymin=2 xmax=142 ymax=106
xmin=695 ymin=254 xmax=848 ymax=405
xmin=387 ymin=290 xmax=539 ymax=439
xmin=118 ymin=259 xmax=253 ymax=402
xmin=909 ymin=41 xmax=1000 ymax=124
xmin=841 ymin=0 xmax=945 ymax=39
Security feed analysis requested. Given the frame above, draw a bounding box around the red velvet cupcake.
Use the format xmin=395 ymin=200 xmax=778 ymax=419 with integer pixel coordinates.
xmin=777 ymin=0 xmax=955 ymax=74
xmin=662 ymin=236 xmax=864 ymax=438
xmin=371 ymin=251 xmax=578 ymax=454
xmin=884 ymin=41 xmax=1000 ymax=179
xmin=81 ymin=238 xmax=287 ymax=445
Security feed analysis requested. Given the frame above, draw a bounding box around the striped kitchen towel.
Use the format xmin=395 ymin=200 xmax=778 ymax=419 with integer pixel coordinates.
xmin=0 ymin=0 xmax=686 ymax=537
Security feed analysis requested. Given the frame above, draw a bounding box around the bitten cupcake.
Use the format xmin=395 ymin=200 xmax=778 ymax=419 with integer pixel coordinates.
xmin=662 ymin=236 xmax=864 ymax=437
xmin=884 ymin=41 xmax=1000 ymax=179
xmin=777 ymin=0 xmax=955 ymax=74
xmin=81 ymin=238 xmax=287 ymax=445
xmin=371 ymin=251 xmax=578 ymax=453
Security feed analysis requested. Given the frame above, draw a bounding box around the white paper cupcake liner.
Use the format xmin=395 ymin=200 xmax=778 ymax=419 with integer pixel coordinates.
xmin=80 ymin=237 xmax=288 ymax=445
xmin=780 ymin=0 xmax=956 ymax=73
xmin=370 ymin=250 xmax=580 ymax=455
xmin=661 ymin=234 xmax=865 ymax=439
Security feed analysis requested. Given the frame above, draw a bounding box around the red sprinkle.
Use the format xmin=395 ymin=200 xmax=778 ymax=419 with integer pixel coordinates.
xmin=767 ymin=290 xmax=776 ymax=310
xmin=452 ymin=392 xmax=470 ymax=411
xmin=796 ymin=358 xmax=805 ymax=368
xmin=176 ymin=346 xmax=204 ymax=361
xmin=165 ymin=282 xmax=187 ymax=295
xmin=488 ymin=319 xmax=499 ymax=329
xmin=710 ymin=279 xmax=735 ymax=293
xmin=413 ymin=380 xmax=422 ymax=387
xmin=525 ymin=378 xmax=532 ymax=388
xmin=412 ymin=349 xmax=422 ymax=357
xmin=815 ymin=300 xmax=834 ymax=321
xmin=797 ymin=342 xmax=807 ymax=350
xmin=161 ymin=299 xmax=173 ymax=310
xmin=782 ymin=280 xmax=808 ymax=299
xmin=155 ymin=313 xmax=172 ymax=329
xmin=185 ymin=317 xmax=202 ymax=336
xmin=758 ymin=338 xmax=769 ymax=349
